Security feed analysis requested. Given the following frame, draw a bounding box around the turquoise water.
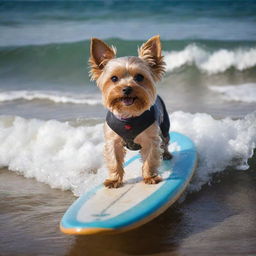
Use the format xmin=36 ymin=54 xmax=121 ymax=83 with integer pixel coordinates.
xmin=1 ymin=0 xmax=256 ymax=119
xmin=1 ymin=0 xmax=256 ymax=114
xmin=1 ymin=0 xmax=256 ymax=45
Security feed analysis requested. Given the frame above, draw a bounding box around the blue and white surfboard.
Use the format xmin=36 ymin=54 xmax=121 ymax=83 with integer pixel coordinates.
xmin=60 ymin=132 xmax=197 ymax=235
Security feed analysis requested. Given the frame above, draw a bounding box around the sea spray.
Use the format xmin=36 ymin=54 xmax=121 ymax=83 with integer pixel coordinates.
xmin=0 ymin=116 xmax=105 ymax=195
xmin=170 ymin=111 xmax=256 ymax=191
xmin=0 ymin=112 xmax=255 ymax=196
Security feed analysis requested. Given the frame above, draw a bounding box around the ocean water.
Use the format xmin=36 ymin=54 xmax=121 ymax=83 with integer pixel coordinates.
xmin=0 ymin=1 xmax=256 ymax=255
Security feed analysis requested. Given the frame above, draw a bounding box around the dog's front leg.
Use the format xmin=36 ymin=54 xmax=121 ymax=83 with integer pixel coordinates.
xmin=136 ymin=124 xmax=162 ymax=184
xmin=140 ymin=139 xmax=162 ymax=184
xmin=103 ymin=124 xmax=126 ymax=188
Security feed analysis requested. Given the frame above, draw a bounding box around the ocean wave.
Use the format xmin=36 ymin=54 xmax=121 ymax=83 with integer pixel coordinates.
xmin=1 ymin=20 xmax=256 ymax=47
xmin=0 ymin=90 xmax=102 ymax=105
xmin=209 ymin=83 xmax=256 ymax=103
xmin=1 ymin=41 xmax=255 ymax=88
xmin=164 ymin=44 xmax=256 ymax=74
xmin=0 ymin=112 xmax=255 ymax=196
xmin=170 ymin=111 xmax=256 ymax=192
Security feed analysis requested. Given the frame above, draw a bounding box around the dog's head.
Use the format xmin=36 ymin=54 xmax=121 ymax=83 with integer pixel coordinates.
xmin=89 ymin=36 xmax=165 ymax=118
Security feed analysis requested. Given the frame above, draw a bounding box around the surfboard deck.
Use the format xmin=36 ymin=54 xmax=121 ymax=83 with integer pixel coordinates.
xmin=60 ymin=132 xmax=197 ymax=235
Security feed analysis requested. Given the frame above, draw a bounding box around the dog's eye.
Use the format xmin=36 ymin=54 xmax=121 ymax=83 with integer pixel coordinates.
xmin=134 ymin=74 xmax=144 ymax=83
xmin=111 ymin=76 xmax=118 ymax=83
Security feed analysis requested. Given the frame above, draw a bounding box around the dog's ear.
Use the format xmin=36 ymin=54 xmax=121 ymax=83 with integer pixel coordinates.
xmin=89 ymin=38 xmax=116 ymax=80
xmin=138 ymin=35 xmax=165 ymax=81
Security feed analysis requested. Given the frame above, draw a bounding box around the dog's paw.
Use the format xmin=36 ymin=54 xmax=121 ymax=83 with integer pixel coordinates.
xmin=163 ymin=151 xmax=173 ymax=160
xmin=104 ymin=179 xmax=123 ymax=189
xmin=144 ymin=176 xmax=162 ymax=185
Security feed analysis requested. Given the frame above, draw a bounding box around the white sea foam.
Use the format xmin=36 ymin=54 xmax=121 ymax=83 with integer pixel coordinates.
xmin=209 ymin=83 xmax=256 ymax=103
xmin=0 ymin=112 xmax=255 ymax=196
xmin=0 ymin=116 xmax=105 ymax=196
xmin=171 ymin=111 xmax=256 ymax=191
xmin=164 ymin=44 xmax=256 ymax=74
xmin=0 ymin=90 xmax=101 ymax=105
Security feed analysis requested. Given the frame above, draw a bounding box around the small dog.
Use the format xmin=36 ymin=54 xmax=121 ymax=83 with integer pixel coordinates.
xmin=89 ymin=35 xmax=172 ymax=188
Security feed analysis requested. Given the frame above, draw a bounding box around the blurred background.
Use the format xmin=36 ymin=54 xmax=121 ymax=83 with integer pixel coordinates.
xmin=1 ymin=0 xmax=256 ymax=120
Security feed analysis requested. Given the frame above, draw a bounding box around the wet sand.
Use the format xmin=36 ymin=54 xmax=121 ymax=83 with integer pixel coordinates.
xmin=0 ymin=154 xmax=256 ymax=256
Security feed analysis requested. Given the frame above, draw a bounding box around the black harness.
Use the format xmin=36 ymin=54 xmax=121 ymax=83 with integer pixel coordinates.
xmin=106 ymin=95 xmax=170 ymax=150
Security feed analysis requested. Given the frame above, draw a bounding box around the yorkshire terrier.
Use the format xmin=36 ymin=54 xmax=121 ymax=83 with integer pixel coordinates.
xmin=89 ymin=35 xmax=172 ymax=188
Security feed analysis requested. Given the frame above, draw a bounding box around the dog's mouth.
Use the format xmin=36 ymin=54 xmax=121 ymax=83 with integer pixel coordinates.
xmin=121 ymin=97 xmax=137 ymax=106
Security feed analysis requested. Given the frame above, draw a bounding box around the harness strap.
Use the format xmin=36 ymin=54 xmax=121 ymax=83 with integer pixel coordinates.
xmin=106 ymin=95 xmax=169 ymax=151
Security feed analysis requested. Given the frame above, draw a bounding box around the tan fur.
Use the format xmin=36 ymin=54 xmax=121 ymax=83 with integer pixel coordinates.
xmin=89 ymin=38 xmax=116 ymax=81
xmin=97 ymin=57 xmax=156 ymax=118
xmin=103 ymin=123 xmax=126 ymax=188
xmin=138 ymin=35 xmax=166 ymax=81
xmin=89 ymin=36 xmax=170 ymax=188
xmin=134 ymin=123 xmax=163 ymax=183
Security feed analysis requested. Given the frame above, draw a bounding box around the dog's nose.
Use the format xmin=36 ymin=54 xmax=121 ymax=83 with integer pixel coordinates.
xmin=122 ymin=86 xmax=133 ymax=95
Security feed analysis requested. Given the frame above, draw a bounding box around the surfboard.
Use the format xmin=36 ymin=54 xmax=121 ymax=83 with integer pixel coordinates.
xmin=60 ymin=132 xmax=197 ymax=235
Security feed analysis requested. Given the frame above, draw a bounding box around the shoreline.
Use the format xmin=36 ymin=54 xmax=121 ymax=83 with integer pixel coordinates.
xmin=1 ymin=157 xmax=255 ymax=255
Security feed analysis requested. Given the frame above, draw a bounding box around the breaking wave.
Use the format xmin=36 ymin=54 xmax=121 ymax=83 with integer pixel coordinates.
xmin=0 ymin=90 xmax=101 ymax=105
xmin=164 ymin=44 xmax=256 ymax=74
xmin=0 ymin=111 xmax=255 ymax=196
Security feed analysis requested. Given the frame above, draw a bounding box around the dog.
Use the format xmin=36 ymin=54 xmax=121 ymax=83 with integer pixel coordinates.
xmin=89 ymin=35 xmax=172 ymax=188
